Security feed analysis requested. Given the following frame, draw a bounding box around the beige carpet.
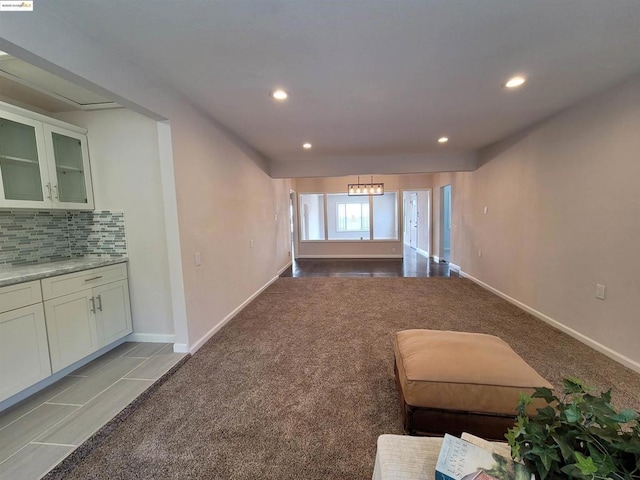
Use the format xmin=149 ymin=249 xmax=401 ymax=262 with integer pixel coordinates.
xmin=46 ymin=277 xmax=640 ymax=479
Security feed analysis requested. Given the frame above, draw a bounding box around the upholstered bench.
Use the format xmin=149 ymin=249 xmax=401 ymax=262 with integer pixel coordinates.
xmin=394 ymin=329 xmax=553 ymax=440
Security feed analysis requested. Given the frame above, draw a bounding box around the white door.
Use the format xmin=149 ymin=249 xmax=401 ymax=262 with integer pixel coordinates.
xmin=409 ymin=193 xmax=418 ymax=249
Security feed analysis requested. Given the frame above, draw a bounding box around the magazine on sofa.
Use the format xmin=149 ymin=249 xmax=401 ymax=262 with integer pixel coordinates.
xmin=435 ymin=434 xmax=533 ymax=480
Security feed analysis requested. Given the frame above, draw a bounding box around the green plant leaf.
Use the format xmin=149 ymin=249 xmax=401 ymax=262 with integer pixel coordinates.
xmin=516 ymin=392 xmax=533 ymax=416
xmin=574 ymin=452 xmax=599 ymax=475
xmin=564 ymin=403 xmax=582 ymax=424
xmin=532 ymin=387 xmax=557 ymax=404
xmin=563 ymin=377 xmax=589 ymax=395
xmin=550 ymin=432 xmax=574 ymax=462
xmin=560 ymin=463 xmax=592 ymax=480
xmin=609 ymin=409 xmax=640 ymax=424
xmin=536 ymin=406 xmax=557 ymax=424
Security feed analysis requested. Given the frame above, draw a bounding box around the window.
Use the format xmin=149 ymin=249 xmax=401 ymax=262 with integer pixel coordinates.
xmin=337 ymin=203 xmax=369 ymax=232
xmin=327 ymin=194 xmax=369 ymax=240
xmin=300 ymin=191 xmax=398 ymax=241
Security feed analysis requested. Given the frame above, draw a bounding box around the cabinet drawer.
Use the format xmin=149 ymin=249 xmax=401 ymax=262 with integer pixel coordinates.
xmin=0 ymin=280 xmax=43 ymax=314
xmin=41 ymin=263 xmax=128 ymax=300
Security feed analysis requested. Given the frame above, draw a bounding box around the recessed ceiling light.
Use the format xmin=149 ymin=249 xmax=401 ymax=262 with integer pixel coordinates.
xmin=271 ymin=89 xmax=289 ymax=100
xmin=303 ymin=142 xmax=312 ymax=149
xmin=504 ymin=76 xmax=526 ymax=89
xmin=438 ymin=137 xmax=449 ymax=144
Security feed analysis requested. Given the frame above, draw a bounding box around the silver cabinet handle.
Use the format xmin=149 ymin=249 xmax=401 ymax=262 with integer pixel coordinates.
xmin=90 ymin=296 xmax=96 ymax=313
xmin=46 ymin=183 xmax=52 ymax=200
xmin=96 ymin=294 xmax=103 ymax=311
xmin=84 ymin=276 xmax=103 ymax=282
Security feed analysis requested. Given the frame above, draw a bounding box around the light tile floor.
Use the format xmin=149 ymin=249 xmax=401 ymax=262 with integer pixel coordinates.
xmin=0 ymin=342 xmax=186 ymax=480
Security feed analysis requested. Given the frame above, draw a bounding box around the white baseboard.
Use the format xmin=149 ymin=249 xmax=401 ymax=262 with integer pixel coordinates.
xmin=188 ymin=274 xmax=281 ymax=354
xmin=277 ymin=261 xmax=292 ymax=275
xmin=416 ymin=248 xmax=429 ymax=258
xmin=460 ymin=271 xmax=640 ymax=374
xmin=126 ymin=333 xmax=175 ymax=343
xmin=449 ymin=262 xmax=460 ymax=271
xmin=432 ymin=255 xmax=440 ymax=262
xmin=297 ymin=254 xmax=403 ymax=259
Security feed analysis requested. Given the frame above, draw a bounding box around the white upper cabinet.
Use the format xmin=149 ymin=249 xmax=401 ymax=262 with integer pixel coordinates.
xmin=0 ymin=109 xmax=49 ymax=207
xmin=43 ymin=124 xmax=93 ymax=209
xmin=0 ymin=102 xmax=94 ymax=210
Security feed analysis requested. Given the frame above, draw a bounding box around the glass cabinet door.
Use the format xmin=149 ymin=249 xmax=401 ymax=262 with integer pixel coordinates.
xmin=51 ymin=132 xmax=87 ymax=203
xmin=0 ymin=113 xmax=48 ymax=204
xmin=43 ymin=125 xmax=93 ymax=209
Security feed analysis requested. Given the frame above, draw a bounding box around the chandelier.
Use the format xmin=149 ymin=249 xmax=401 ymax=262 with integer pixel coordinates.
xmin=348 ymin=176 xmax=384 ymax=196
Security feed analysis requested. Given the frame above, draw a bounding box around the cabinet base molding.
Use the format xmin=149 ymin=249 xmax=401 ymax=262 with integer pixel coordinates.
xmin=126 ymin=332 xmax=175 ymax=344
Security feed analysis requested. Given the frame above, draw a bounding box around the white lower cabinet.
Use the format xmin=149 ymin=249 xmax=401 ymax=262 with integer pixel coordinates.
xmin=0 ymin=303 xmax=52 ymax=400
xmin=42 ymin=264 xmax=133 ymax=373
xmin=0 ymin=262 xmax=133 ymax=403
xmin=44 ymin=290 xmax=99 ymax=373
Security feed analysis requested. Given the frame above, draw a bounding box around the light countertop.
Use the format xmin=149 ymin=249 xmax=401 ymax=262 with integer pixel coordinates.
xmin=0 ymin=257 xmax=128 ymax=287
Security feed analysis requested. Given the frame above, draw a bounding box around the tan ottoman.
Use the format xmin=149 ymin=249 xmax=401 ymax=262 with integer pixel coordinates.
xmin=394 ymin=329 xmax=553 ymax=440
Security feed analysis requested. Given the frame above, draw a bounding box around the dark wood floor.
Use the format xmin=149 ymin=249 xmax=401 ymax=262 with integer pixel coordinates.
xmin=280 ymin=245 xmax=459 ymax=278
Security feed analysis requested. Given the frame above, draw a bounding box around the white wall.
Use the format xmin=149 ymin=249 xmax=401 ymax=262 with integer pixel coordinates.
xmin=446 ymin=75 xmax=640 ymax=370
xmin=54 ymin=109 xmax=175 ymax=340
xmin=169 ymin=109 xmax=293 ymax=350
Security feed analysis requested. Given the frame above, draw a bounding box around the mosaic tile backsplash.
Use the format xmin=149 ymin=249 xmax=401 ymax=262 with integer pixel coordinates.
xmin=0 ymin=210 xmax=127 ymax=265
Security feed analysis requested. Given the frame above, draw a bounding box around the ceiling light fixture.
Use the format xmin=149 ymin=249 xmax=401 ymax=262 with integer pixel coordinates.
xmin=271 ymin=89 xmax=289 ymax=100
xmin=303 ymin=142 xmax=312 ymax=149
xmin=504 ymin=76 xmax=526 ymax=89
xmin=348 ymin=176 xmax=384 ymax=196
xmin=438 ymin=136 xmax=449 ymax=144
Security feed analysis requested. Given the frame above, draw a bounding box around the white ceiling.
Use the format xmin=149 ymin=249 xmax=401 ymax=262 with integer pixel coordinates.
xmin=32 ymin=0 xmax=640 ymax=175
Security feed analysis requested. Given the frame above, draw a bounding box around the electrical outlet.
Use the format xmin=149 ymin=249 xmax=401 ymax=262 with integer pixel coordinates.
xmin=194 ymin=252 xmax=202 ymax=266
xmin=596 ymin=284 xmax=606 ymax=300
xmin=478 ymin=249 xmax=482 ymax=257
xmin=483 ymin=206 xmax=488 ymax=214
xmin=250 ymin=239 xmax=255 ymax=249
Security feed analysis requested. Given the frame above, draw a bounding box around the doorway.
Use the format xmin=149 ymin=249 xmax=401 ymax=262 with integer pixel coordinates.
xmin=408 ymin=193 xmax=418 ymax=249
xmin=402 ymin=189 xmax=430 ymax=258
xmin=289 ymin=190 xmax=296 ymax=262
xmin=439 ymin=184 xmax=451 ymax=262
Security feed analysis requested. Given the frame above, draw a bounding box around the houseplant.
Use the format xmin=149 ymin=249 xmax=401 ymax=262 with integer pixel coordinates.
xmin=506 ymin=377 xmax=640 ymax=480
